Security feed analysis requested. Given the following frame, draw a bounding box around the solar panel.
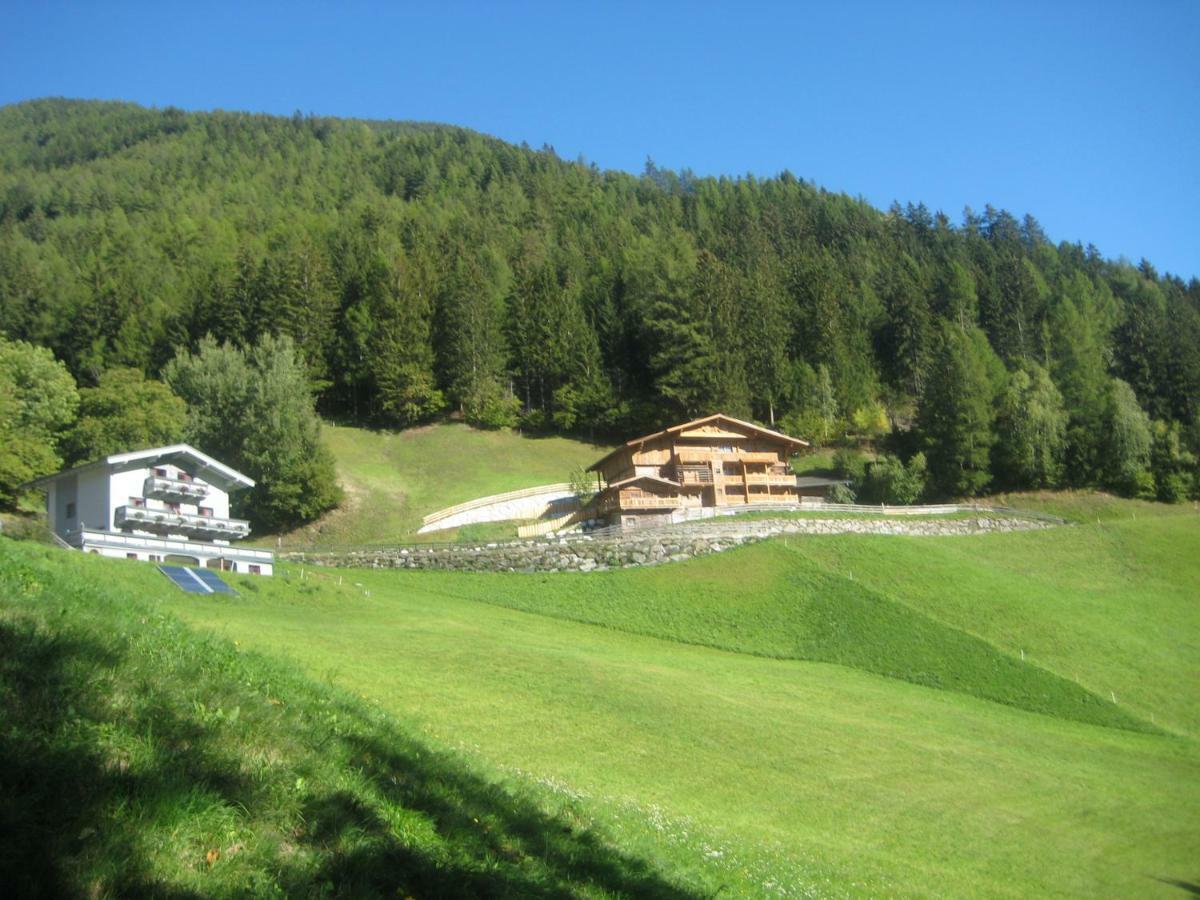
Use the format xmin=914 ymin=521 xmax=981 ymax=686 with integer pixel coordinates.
xmin=159 ymin=565 xmax=211 ymax=594
xmin=189 ymin=566 xmax=238 ymax=596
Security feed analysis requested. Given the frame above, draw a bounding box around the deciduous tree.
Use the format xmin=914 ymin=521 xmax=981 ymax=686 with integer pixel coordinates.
xmin=62 ymin=367 xmax=187 ymax=464
xmin=164 ymin=334 xmax=341 ymax=531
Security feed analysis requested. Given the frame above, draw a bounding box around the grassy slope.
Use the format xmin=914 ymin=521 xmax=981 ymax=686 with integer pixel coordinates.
xmin=270 ymin=422 xmax=606 ymax=546
xmin=441 ymin=496 xmax=1199 ymax=737
xmin=438 ymin=541 xmax=1150 ymax=731
xmin=157 ymin=503 xmax=1200 ymax=898
xmin=0 ymin=539 xmax=707 ymax=898
xmin=7 ymin=490 xmax=1198 ymax=896
xmin=784 ymin=500 xmax=1200 ymax=738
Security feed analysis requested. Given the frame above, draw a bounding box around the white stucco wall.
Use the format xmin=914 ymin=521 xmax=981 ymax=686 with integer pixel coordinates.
xmin=49 ymin=479 xmax=69 ymax=538
xmin=108 ymin=469 xmax=147 ymax=528
xmin=104 ymin=465 xmax=232 ymax=539
xmin=76 ymin=470 xmax=110 ymax=531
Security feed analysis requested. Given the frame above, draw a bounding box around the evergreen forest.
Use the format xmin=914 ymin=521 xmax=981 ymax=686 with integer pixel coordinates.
xmin=2 ymin=98 xmax=1198 ymax=512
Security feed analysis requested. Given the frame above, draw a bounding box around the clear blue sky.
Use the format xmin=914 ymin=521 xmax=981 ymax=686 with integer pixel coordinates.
xmin=3 ymin=1 xmax=1198 ymax=279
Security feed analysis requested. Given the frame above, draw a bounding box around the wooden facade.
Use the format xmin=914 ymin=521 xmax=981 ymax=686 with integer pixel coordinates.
xmin=587 ymin=414 xmax=809 ymax=528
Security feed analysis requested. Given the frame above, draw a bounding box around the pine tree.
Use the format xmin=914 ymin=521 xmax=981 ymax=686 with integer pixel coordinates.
xmin=369 ymin=248 xmax=444 ymax=426
xmin=881 ymin=253 xmax=933 ymax=398
xmin=918 ymin=325 xmax=998 ymax=497
xmin=258 ymin=234 xmax=339 ymax=389
xmin=436 ymin=245 xmax=516 ymax=428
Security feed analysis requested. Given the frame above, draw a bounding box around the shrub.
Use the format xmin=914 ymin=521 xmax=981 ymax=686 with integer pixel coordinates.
xmin=464 ymin=380 xmax=521 ymax=430
xmin=832 ymin=448 xmax=868 ymax=483
xmin=569 ymin=465 xmax=597 ymax=505
xmin=857 ymin=453 xmax=927 ymax=505
xmin=826 ymin=482 xmax=857 ymax=504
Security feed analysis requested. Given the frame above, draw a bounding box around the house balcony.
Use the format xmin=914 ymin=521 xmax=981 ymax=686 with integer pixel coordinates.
xmin=115 ymin=505 xmax=250 ymax=540
xmin=675 ymin=449 xmax=781 ymax=465
xmin=66 ymin=527 xmax=273 ymax=564
xmin=143 ymin=475 xmax=209 ymax=503
xmin=618 ymin=494 xmax=683 ymax=510
xmin=670 ymin=464 xmax=714 ymax=485
xmin=728 ymin=451 xmax=782 ymax=464
xmin=675 ymin=449 xmax=718 ymax=464
xmin=744 ymin=473 xmax=800 ymax=487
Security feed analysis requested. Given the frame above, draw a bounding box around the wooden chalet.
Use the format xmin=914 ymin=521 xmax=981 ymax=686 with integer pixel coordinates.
xmin=587 ymin=414 xmax=810 ymax=529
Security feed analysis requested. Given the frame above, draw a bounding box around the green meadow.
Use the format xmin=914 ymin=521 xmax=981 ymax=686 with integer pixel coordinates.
xmin=0 ymin=540 xmax=707 ymax=898
xmin=177 ymin=507 xmax=1199 ymax=897
xmin=5 ymin=489 xmax=1193 ymax=896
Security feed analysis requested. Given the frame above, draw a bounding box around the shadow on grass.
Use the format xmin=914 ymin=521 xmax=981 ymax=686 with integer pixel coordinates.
xmin=291 ymin=728 xmax=692 ymax=899
xmin=0 ymin=621 xmax=207 ymax=898
xmin=0 ymin=613 xmax=698 ymax=898
xmin=1154 ymin=878 xmax=1200 ymax=895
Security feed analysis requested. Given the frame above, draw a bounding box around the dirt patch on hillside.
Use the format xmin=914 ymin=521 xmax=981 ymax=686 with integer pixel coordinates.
xmin=268 ymin=473 xmax=409 ymax=548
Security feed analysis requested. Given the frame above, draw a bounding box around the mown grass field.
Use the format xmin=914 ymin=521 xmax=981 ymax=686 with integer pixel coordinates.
xmin=159 ymin=495 xmax=1200 ymax=897
xmin=4 ymin=488 xmax=1199 ymax=897
xmin=0 ymin=539 xmax=715 ymax=898
xmin=270 ymin=422 xmax=607 ymax=546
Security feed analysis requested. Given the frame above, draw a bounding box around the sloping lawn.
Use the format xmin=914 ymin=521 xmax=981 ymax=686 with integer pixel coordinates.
xmin=165 ymin=502 xmax=1200 ymax=897
xmin=269 ymin=422 xmax=607 ymax=546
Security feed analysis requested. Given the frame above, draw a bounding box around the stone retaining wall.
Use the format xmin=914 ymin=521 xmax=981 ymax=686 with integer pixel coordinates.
xmin=285 ymin=515 xmax=1057 ymax=574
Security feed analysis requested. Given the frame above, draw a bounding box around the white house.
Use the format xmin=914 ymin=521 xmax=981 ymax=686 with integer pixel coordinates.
xmin=24 ymin=444 xmax=274 ymax=576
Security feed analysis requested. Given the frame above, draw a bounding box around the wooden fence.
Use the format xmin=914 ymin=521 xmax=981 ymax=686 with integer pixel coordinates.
xmin=516 ymin=509 xmax=586 ymax=538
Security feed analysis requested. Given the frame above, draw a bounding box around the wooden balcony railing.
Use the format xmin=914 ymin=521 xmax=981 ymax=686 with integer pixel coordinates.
xmin=618 ymin=494 xmax=681 ymax=509
xmin=672 ymin=465 xmax=714 ymax=484
xmin=676 ymin=449 xmax=781 ymax=464
xmin=744 ymin=473 xmax=799 ymax=486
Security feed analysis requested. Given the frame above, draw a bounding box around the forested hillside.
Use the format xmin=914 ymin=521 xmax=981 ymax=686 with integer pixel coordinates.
xmin=2 ymin=98 xmax=1198 ymax=501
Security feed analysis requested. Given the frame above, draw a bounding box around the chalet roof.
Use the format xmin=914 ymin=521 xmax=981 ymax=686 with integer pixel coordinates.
xmin=587 ymin=413 xmax=809 ymax=472
xmin=21 ymin=444 xmax=256 ymax=492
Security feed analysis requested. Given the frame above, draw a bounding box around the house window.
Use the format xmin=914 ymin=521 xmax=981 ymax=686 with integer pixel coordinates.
xmin=126 ymin=552 xmax=138 ymax=560
xmin=198 ymin=506 xmax=213 ymax=517
xmin=153 ymin=467 xmax=167 ymax=477
xmin=166 ymin=502 xmax=181 ymax=513
xmin=148 ymin=555 xmax=161 ymax=562
xmin=130 ymin=496 xmax=145 ymax=507
xmin=66 ymin=502 xmax=76 ymax=519
xmin=249 ymin=565 xmax=261 ymax=575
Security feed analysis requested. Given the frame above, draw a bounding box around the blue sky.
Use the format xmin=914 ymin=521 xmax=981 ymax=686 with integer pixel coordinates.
xmin=3 ymin=1 xmax=1198 ymax=279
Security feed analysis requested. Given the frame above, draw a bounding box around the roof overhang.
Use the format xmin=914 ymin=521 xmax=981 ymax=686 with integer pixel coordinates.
xmin=596 ymin=474 xmax=681 ymax=495
xmin=20 ymin=444 xmax=255 ymax=493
